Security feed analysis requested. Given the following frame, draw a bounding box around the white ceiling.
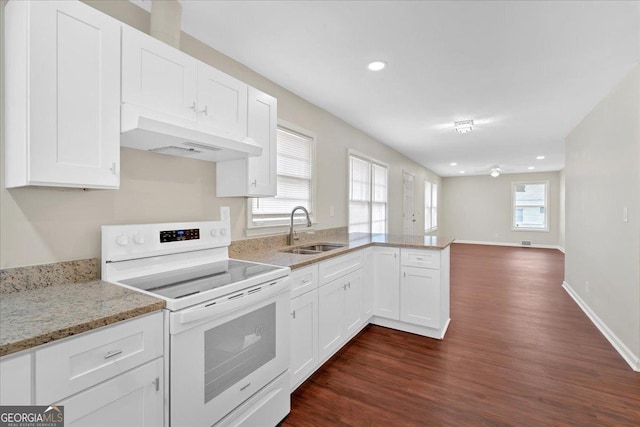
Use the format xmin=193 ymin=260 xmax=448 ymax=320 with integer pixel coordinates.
xmin=132 ymin=0 xmax=640 ymax=177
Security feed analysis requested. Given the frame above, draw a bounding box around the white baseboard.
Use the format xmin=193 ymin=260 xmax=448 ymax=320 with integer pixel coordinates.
xmin=454 ymin=240 xmax=564 ymax=252
xmin=562 ymin=281 xmax=640 ymax=372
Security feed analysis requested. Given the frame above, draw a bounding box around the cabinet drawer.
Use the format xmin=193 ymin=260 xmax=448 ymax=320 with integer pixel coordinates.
xmin=319 ymin=251 xmax=363 ymax=286
xmin=401 ymin=249 xmax=441 ymax=269
xmin=290 ymin=264 xmax=319 ymax=299
xmin=36 ymin=312 xmax=163 ymax=404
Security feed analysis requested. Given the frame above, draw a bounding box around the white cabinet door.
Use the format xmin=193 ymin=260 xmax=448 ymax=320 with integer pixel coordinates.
xmin=247 ymin=87 xmax=277 ymax=197
xmin=373 ymin=247 xmax=400 ymax=320
xmin=362 ymin=248 xmax=374 ymax=320
xmin=216 ymin=87 xmax=277 ymax=197
xmin=5 ymin=0 xmax=120 ymax=189
xmin=401 ymin=266 xmax=441 ymax=328
xmin=59 ymin=358 xmax=163 ymax=427
xmin=122 ymin=25 xmax=198 ymax=124
xmin=343 ymin=269 xmax=363 ymax=337
xmin=197 ymin=64 xmax=248 ymax=137
xmin=0 ymin=353 xmax=31 ymax=405
xmin=318 ymin=278 xmax=345 ymax=362
xmin=290 ymin=290 xmax=318 ymax=391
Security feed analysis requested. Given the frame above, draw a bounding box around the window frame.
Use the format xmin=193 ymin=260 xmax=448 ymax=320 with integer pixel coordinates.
xmin=245 ymin=120 xmax=317 ymax=236
xmin=511 ymin=180 xmax=549 ymax=232
xmin=348 ymin=149 xmax=389 ymax=234
xmin=424 ymin=179 xmax=438 ymax=233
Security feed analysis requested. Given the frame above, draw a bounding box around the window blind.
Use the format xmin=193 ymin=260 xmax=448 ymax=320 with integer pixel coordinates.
xmin=250 ymin=128 xmax=313 ymax=227
xmin=349 ymin=154 xmax=387 ymax=234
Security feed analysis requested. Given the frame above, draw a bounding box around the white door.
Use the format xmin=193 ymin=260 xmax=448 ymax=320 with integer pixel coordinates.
xmin=318 ymin=278 xmax=345 ymax=361
xmin=197 ymin=64 xmax=248 ymax=137
xmin=122 ymin=25 xmax=198 ymax=123
xmin=372 ymin=247 xmax=400 ymax=320
xmin=403 ymin=171 xmax=416 ymax=235
xmin=59 ymin=359 xmax=163 ymax=427
xmin=247 ymin=88 xmax=278 ymax=197
xmin=400 ymin=266 xmax=441 ymax=328
xmin=28 ymin=0 xmax=120 ymax=188
xmin=290 ymin=290 xmax=319 ymax=391
xmin=343 ymin=269 xmax=363 ymax=336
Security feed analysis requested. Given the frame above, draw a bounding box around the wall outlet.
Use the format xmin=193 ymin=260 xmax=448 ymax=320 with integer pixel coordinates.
xmin=521 ymin=240 xmax=532 ymax=246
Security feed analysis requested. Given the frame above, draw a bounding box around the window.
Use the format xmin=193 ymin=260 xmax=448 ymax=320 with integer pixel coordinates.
xmin=512 ymin=181 xmax=548 ymax=231
xmin=425 ymin=180 xmax=438 ymax=232
xmin=349 ymin=152 xmax=388 ymax=234
xmin=249 ymin=125 xmax=314 ymax=229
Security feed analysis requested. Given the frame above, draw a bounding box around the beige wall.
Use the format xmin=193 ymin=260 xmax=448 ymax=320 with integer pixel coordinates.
xmin=0 ymin=0 xmax=439 ymax=268
xmin=564 ymin=65 xmax=640 ymax=361
xmin=558 ymin=168 xmax=566 ymax=250
xmin=440 ymin=172 xmax=561 ymax=247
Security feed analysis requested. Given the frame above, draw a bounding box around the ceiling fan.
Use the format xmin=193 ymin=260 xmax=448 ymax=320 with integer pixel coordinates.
xmin=474 ymin=165 xmax=509 ymax=178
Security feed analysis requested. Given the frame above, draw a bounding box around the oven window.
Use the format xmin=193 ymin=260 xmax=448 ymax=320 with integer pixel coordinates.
xmin=203 ymin=303 xmax=276 ymax=403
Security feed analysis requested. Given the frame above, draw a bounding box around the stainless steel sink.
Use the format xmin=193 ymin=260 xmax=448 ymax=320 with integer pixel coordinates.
xmin=280 ymin=242 xmax=346 ymax=255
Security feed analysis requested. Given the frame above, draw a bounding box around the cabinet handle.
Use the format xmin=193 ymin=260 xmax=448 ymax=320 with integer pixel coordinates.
xmin=347 ymin=282 xmax=351 ymax=289
xmin=104 ymin=349 xmax=123 ymax=359
xmin=110 ymin=162 xmax=117 ymax=175
xmin=291 ymin=310 xmax=296 ymax=319
xmin=199 ymin=105 xmax=208 ymax=116
xmin=343 ymin=284 xmax=347 ymax=291
xmin=301 ymin=279 xmax=311 ymax=285
xmin=394 ymin=253 xmax=397 ymax=259
xmin=251 ymin=180 xmax=257 ymax=187
xmin=153 ymin=377 xmax=160 ymax=392
xmin=416 ymin=257 xmax=424 ymax=261
xmin=403 ymin=272 xmax=406 ymax=278
xmin=189 ymin=101 xmax=196 ymax=111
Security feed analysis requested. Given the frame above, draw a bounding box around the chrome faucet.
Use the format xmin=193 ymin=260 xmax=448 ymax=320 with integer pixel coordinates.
xmin=289 ymin=206 xmax=312 ymax=246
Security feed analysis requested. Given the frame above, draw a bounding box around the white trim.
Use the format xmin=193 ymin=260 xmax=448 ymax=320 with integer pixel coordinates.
xmin=244 ymin=223 xmax=319 ymax=237
xmin=369 ymin=316 xmax=450 ymax=340
xmin=453 ymin=240 xmax=564 ymax=252
xmin=562 ymin=281 xmax=640 ymax=372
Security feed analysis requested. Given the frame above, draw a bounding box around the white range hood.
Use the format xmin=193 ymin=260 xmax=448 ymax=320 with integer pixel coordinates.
xmin=120 ymin=104 xmax=262 ymax=162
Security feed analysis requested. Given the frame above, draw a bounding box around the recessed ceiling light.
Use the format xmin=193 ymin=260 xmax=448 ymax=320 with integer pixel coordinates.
xmin=367 ymin=61 xmax=386 ymax=71
xmin=528 ymin=166 xmax=535 ymax=170
xmin=536 ymin=155 xmax=545 ymax=160
xmin=459 ymin=171 xmax=465 ymax=174
xmin=454 ymin=120 xmax=473 ymax=134
xmin=450 ymin=162 xmax=457 ymax=166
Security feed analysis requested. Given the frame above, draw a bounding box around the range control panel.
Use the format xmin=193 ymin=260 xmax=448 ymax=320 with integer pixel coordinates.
xmin=160 ymin=228 xmax=200 ymax=243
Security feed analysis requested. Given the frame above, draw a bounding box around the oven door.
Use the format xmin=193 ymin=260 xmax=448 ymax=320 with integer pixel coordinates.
xmin=169 ymin=277 xmax=290 ymax=427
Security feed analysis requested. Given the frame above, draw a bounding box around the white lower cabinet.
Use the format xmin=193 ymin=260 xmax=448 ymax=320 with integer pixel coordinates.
xmin=58 ymin=358 xmax=163 ymax=427
xmin=290 ymin=289 xmax=319 ymax=391
xmin=362 ymin=248 xmax=374 ymax=320
xmin=372 ymin=247 xmax=400 ymax=320
xmin=400 ymin=266 xmax=441 ymax=328
xmin=318 ymin=269 xmax=363 ymax=362
xmin=0 ymin=353 xmax=32 ymax=405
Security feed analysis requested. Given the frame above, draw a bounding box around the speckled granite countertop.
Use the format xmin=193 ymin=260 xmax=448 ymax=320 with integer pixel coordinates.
xmin=0 ymin=280 xmax=165 ymax=357
xmin=232 ymin=233 xmax=455 ymax=270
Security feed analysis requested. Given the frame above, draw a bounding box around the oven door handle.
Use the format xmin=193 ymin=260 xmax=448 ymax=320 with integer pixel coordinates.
xmin=177 ymin=277 xmax=289 ymax=326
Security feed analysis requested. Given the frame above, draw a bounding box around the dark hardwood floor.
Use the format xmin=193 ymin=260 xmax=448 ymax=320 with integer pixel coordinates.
xmin=281 ymin=243 xmax=640 ymax=426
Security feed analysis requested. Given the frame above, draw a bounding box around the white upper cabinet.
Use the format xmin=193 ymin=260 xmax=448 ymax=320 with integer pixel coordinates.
xmin=121 ymin=25 xmax=252 ymax=142
xmin=122 ymin=25 xmax=198 ymax=124
xmin=4 ymin=0 xmax=121 ymax=189
xmin=216 ymin=87 xmax=277 ymax=197
xmin=197 ymin=65 xmax=248 ymax=138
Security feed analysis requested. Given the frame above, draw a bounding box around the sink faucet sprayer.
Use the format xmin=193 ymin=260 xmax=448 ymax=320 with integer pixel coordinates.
xmin=289 ymin=206 xmax=312 ymax=246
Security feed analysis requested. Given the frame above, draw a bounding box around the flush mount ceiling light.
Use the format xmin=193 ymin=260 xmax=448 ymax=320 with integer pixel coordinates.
xmin=536 ymin=155 xmax=545 ymax=160
xmin=528 ymin=166 xmax=535 ymax=170
xmin=490 ymin=167 xmax=502 ymax=178
xmin=367 ymin=61 xmax=387 ymax=71
xmin=454 ymin=120 xmax=474 ymax=134
xmin=459 ymin=170 xmax=465 ymax=174
xmin=450 ymin=162 xmax=457 ymax=166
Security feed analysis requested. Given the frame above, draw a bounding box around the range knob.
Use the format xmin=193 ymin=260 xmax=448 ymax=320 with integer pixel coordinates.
xmin=134 ymin=233 xmax=145 ymax=245
xmin=210 ymin=228 xmax=218 ymax=237
xmin=116 ymin=234 xmax=129 ymax=246
xmin=220 ymin=228 xmax=227 ymax=237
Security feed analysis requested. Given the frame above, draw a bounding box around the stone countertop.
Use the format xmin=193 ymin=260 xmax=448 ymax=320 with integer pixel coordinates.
xmin=0 ymin=280 xmax=165 ymax=357
xmin=232 ymin=233 xmax=455 ymax=270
